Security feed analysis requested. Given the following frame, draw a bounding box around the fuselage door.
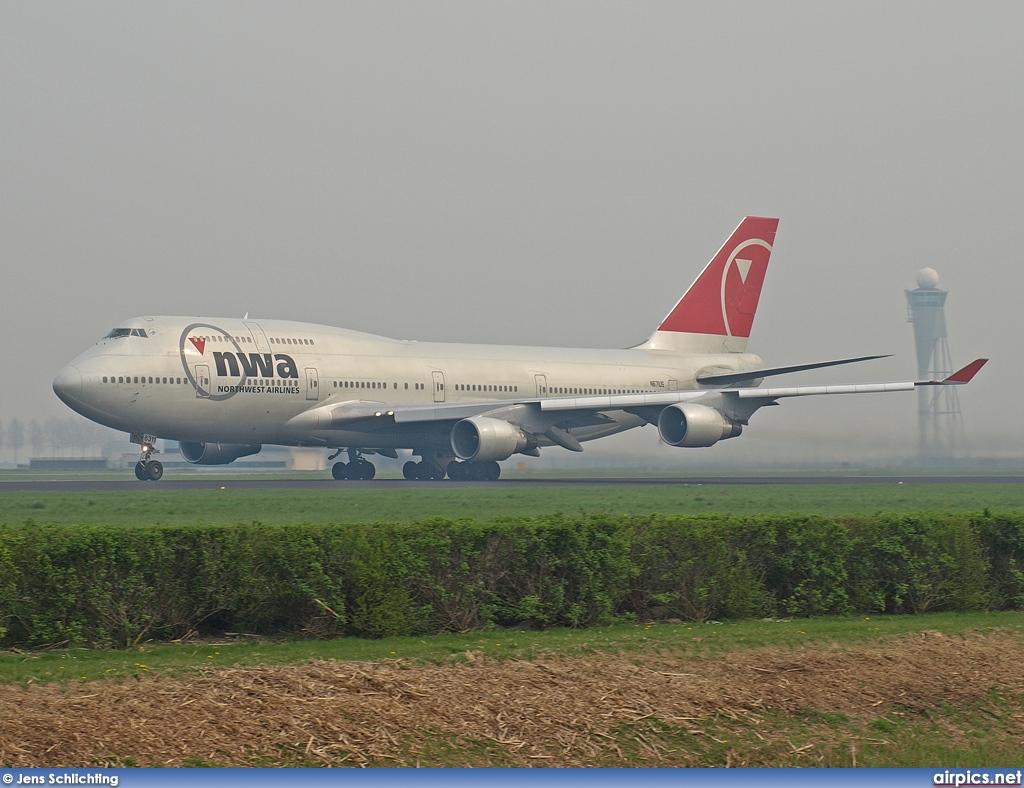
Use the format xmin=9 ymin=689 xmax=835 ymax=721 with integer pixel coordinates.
xmin=305 ymin=367 xmax=319 ymax=401
xmin=244 ymin=322 xmax=272 ymax=354
xmin=668 ymin=379 xmax=677 ymax=391
xmin=432 ymin=370 xmax=445 ymax=403
xmin=195 ymin=364 xmax=211 ymax=398
xmin=535 ymin=374 xmax=547 ymax=397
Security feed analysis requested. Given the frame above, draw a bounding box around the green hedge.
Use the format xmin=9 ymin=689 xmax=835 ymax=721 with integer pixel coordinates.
xmin=1 ymin=511 xmax=1022 ymax=648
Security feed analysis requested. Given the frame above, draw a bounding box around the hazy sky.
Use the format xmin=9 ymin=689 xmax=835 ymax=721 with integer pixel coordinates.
xmin=2 ymin=2 xmax=1021 ymax=462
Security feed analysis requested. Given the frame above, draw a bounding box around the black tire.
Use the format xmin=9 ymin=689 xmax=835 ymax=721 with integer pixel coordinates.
xmin=403 ymin=461 xmax=419 ymax=480
xmin=429 ymin=464 xmax=445 ymax=480
xmin=146 ymin=460 xmax=164 ymax=481
xmin=447 ymin=461 xmax=463 ymax=481
xmin=134 ymin=461 xmax=147 ymax=481
xmin=359 ymin=460 xmax=376 ymax=480
xmin=484 ymin=461 xmax=501 ymax=481
xmin=332 ymin=462 xmax=349 ymax=480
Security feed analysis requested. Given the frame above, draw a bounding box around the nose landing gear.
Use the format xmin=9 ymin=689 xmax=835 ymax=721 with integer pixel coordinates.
xmin=134 ymin=442 xmax=163 ymax=481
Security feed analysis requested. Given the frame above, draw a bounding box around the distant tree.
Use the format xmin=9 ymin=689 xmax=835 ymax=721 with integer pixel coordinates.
xmin=8 ymin=418 xmax=25 ymax=465
xmin=30 ymin=419 xmax=44 ymax=458
xmin=0 ymin=420 xmax=5 ymax=461
xmin=44 ymin=417 xmax=63 ymax=456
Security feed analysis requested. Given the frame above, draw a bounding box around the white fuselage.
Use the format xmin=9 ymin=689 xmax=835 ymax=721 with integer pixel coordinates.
xmin=55 ymin=316 xmax=763 ymax=452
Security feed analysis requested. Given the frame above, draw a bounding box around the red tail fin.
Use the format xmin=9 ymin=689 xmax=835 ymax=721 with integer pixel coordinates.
xmin=658 ymin=216 xmax=778 ymax=338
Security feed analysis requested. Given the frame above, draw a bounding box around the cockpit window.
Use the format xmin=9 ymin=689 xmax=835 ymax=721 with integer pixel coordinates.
xmin=104 ymin=328 xmax=149 ymax=339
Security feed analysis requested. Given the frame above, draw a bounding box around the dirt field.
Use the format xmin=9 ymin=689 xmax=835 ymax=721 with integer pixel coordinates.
xmin=3 ymin=629 xmax=1023 ymax=767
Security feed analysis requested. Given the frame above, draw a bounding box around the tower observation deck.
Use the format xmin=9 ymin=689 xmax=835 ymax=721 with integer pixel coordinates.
xmin=905 ymin=268 xmax=963 ymax=459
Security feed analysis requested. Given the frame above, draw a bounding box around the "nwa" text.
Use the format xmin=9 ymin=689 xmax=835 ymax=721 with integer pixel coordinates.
xmin=213 ymin=352 xmax=299 ymax=379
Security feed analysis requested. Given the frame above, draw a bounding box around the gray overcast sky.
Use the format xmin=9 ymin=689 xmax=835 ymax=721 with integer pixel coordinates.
xmin=2 ymin=1 xmax=1021 ymax=462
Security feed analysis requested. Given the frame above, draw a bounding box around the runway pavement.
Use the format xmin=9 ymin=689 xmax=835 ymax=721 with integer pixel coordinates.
xmin=1 ymin=475 xmax=1023 ymax=492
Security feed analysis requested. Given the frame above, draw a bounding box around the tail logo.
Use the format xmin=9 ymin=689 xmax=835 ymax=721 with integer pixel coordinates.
xmin=653 ymin=216 xmax=778 ymax=340
xmin=721 ymin=239 xmax=773 ymax=337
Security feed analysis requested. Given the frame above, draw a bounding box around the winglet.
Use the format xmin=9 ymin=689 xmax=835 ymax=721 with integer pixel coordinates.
xmin=942 ymin=358 xmax=988 ymax=384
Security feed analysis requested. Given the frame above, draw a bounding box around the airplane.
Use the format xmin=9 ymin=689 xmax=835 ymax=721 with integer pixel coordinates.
xmin=52 ymin=217 xmax=986 ymax=482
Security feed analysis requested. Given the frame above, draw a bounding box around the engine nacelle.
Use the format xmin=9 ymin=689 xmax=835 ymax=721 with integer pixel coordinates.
xmin=657 ymin=403 xmax=742 ymax=448
xmin=451 ymin=417 xmax=528 ymax=462
xmin=179 ymin=441 xmax=262 ymax=465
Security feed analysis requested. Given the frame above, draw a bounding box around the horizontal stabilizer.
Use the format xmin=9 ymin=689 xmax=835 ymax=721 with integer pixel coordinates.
xmin=696 ymin=355 xmax=891 ymax=386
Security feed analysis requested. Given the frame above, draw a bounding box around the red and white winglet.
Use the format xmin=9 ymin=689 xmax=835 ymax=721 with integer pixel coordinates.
xmin=925 ymin=358 xmax=988 ymax=385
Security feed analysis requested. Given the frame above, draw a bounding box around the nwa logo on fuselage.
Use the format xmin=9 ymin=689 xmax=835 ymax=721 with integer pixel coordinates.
xmin=178 ymin=322 xmax=304 ymax=402
xmin=212 ymin=351 xmax=298 ymax=379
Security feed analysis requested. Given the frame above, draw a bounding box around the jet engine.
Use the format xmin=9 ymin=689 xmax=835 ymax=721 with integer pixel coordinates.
xmin=657 ymin=403 xmax=742 ymax=448
xmin=179 ymin=441 xmax=262 ymax=465
xmin=451 ymin=417 xmax=528 ymax=462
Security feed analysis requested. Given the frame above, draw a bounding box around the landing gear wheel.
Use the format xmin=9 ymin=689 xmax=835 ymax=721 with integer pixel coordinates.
xmin=403 ymin=461 xmax=419 ymax=480
xmin=484 ymin=461 xmax=501 ymax=481
xmin=332 ymin=462 xmax=349 ymax=480
xmin=145 ymin=460 xmax=164 ymax=481
xmin=134 ymin=461 xmax=147 ymax=481
xmin=353 ymin=459 xmax=376 ymax=480
xmin=447 ymin=461 xmax=464 ymax=481
xmin=429 ymin=464 xmax=445 ymax=480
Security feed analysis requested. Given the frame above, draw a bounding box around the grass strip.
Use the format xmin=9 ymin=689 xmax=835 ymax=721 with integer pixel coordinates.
xmin=2 ymin=484 xmax=1024 ymax=527
xmin=4 ymin=610 xmax=1022 ymax=686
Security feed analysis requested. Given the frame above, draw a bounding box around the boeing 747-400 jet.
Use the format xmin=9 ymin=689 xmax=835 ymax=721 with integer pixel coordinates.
xmin=53 ymin=217 xmax=986 ymax=481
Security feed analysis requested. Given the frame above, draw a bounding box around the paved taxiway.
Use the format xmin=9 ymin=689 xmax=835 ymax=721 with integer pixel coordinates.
xmin=1 ymin=476 xmax=1022 ymax=492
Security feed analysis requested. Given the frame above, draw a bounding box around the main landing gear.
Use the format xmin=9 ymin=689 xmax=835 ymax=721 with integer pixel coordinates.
xmin=134 ymin=444 xmax=163 ymax=481
xmin=403 ymin=458 xmax=501 ymax=481
xmin=330 ymin=448 xmax=376 ymax=481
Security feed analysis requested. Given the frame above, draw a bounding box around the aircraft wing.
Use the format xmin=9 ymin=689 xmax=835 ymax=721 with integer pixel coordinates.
xmin=694 ymin=354 xmax=890 ymax=386
xmin=288 ymin=359 xmax=987 ymax=437
xmin=531 ymin=358 xmax=987 ymax=419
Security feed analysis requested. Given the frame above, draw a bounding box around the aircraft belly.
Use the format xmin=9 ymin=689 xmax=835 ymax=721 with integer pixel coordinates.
xmin=292 ymin=422 xmax=452 ymax=450
xmin=567 ymin=411 xmax=646 ymax=443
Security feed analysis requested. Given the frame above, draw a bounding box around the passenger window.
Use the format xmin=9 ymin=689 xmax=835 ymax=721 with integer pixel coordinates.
xmin=404 ymin=383 xmax=408 ymax=389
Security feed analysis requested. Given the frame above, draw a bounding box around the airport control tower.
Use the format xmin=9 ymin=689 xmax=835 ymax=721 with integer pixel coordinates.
xmin=906 ymin=268 xmax=963 ymax=459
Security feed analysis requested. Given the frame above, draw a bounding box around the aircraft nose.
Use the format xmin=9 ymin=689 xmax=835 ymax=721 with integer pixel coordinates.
xmin=53 ymin=364 xmax=83 ymax=403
